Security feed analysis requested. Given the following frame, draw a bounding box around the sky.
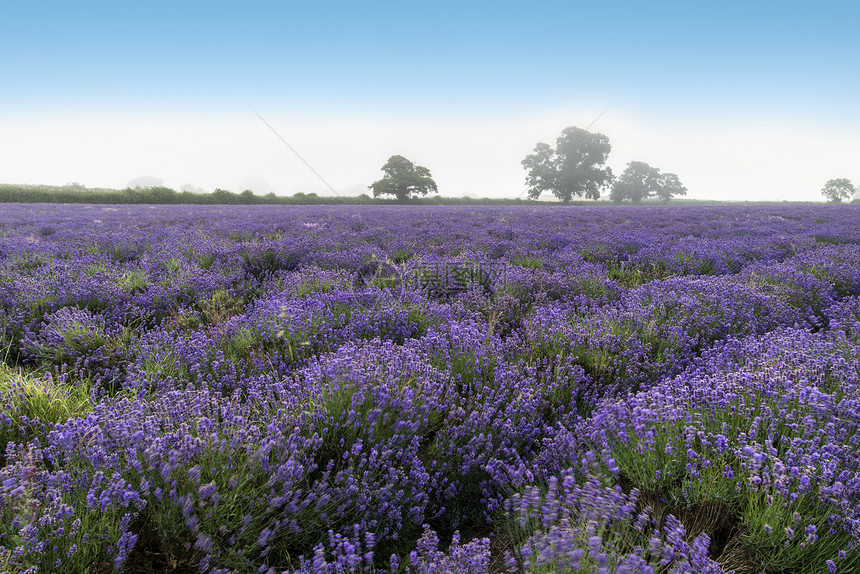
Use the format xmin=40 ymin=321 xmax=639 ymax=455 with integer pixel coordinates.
xmin=2 ymin=1 xmax=859 ymax=202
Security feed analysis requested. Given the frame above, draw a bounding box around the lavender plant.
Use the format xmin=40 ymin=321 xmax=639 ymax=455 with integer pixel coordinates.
xmin=0 ymin=203 xmax=859 ymax=573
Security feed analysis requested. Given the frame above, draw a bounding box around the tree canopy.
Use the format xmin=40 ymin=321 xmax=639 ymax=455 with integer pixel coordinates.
xmin=610 ymin=161 xmax=687 ymax=204
xmin=820 ymin=178 xmax=855 ymax=203
xmin=521 ymin=126 xmax=613 ymax=202
xmin=369 ymin=155 xmax=438 ymax=201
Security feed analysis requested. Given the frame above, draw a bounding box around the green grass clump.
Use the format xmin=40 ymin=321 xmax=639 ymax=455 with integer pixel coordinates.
xmin=509 ymin=254 xmax=545 ymax=269
xmin=116 ymin=269 xmax=149 ymax=293
xmin=199 ymin=288 xmax=245 ymax=325
xmin=0 ymin=364 xmax=91 ymax=462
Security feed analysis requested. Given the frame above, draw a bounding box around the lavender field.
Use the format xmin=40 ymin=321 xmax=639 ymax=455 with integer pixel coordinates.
xmin=1 ymin=203 xmax=859 ymax=573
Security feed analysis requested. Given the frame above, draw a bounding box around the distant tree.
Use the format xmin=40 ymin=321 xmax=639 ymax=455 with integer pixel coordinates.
xmin=240 ymin=189 xmax=257 ymax=204
xmin=146 ymin=186 xmax=178 ymax=203
xmin=610 ymin=161 xmax=687 ymax=204
xmin=655 ymin=172 xmax=687 ymax=202
xmin=820 ymin=178 xmax=855 ymax=203
xmin=211 ymin=188 xmax=239 ymax=204
xmin=610 ymin=161 xmax=660 ymax=204
xmin=522 ymin=126 xmax=613 ymax=202
xmin=369 ymin=155 xmax=438 ymax=201
xmin=121 ymin=187 xmax=145 ymax=203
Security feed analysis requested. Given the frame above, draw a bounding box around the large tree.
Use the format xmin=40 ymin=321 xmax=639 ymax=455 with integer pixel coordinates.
xmin=610 ymin=161 xmax=687 ymax=204
xmin=522 ymin=126 xmax=613 ymax=202
xmin=655 ymin=172 xmax=687 ymax=202
xmin=369 ymin=155 xmax=438 ymax=201
xmin=820 ymin=178 xmax=855 ymax=203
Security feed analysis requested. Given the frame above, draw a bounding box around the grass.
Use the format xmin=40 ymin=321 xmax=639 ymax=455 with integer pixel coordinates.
xmin=0 ymin=364 xmax=92 ymax=462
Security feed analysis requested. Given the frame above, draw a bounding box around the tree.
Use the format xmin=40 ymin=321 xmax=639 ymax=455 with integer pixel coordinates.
xmin=610 ymin=161 xmax=660 ymax=204
xmin=240 ymin=189 xmax=258 ymax=204
xmin=820 ymin=178 xmax=855 ymax=203
xmin=145 ymin=186 xmax=179 ymax=203
xmin=369 ymin=155 xmax=438 ymax=201
xmin=655 ymin=172 xmax=687 ymax=202
xmin=610 ymin=161 xmax=687 ymax=204
xmin=522 ymin=126 xmax=613 ymax=202
xmin=211 ymin=188 xmax=240 ymax=204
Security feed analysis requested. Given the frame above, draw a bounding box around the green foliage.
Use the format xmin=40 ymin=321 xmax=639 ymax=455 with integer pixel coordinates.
xmin=0 ymin=182 xmax=682 ymax=205
xmin=391 ymin=247 xmax=412 ymax=263
xmin=406 ymin=306 xmax=437 ymax=337
xmin=128 ymin=186 xmax=178 ymax=203
xmin=199 ymin=288 xmax=244 ymax=325
xmin=132 ymin=444 xmax=278 ymax=572
xmin=521 ymin=126 xmax=613 ymax=202
xmin=820 ymin=178 xmax=855 ymax=203
xmin=656 ymin=172 xmax=688 ymax=202
xmin=116 ymin=269 xmax=149 ymax=293
xmin=368 ymin=155 xmax=439 ymax=201
xmin=610 ymin=161 xmax=688 ymax=204
xmin=431 ymin=350 xmax=497 ymax=405
xmin=0 ymin=184 xmax=269 ymax=205
xmin=7 ymin=253 xmax=50 ymax=271
xmin=240 ymin=189 xmax=257 ymax=203
xmin=291 ymin=276 xmax=351 ymax=299
xmin=211 ymin=188 xmax=240 ymax=204
xmin=198 ymin=253 xmax=217 ymax=269
xmin=509 ymin=254 xmax=544 ymax=269
xmin=26 ymin=316 xmax=108 ymax=366
xmin=240 ymin=248 xmax=302 ymax=279
xmin=0 ymin=366 xmax=92 ymax=462
xmin=607 ymin=262 xmax=674 ymax=286
xmin=133 ymin=344 xmax=189 ymax=390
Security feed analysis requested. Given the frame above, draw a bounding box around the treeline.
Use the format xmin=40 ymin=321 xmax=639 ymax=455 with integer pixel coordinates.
xmin=0 ymin=184 xmax=334 ymax=205
xmin=1 ymin=183 xmax=847 ymax=206
xmin=0 ymin=184 xmax=562 ymax=206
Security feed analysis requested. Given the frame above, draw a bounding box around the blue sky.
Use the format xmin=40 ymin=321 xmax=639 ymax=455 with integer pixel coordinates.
xmin=2 ymin=1 xmax=859 ymax=200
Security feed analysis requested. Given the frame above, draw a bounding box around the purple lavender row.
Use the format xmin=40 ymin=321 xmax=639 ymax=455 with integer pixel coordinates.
xmin=1 ymin=204 xmax=859 ymax=573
